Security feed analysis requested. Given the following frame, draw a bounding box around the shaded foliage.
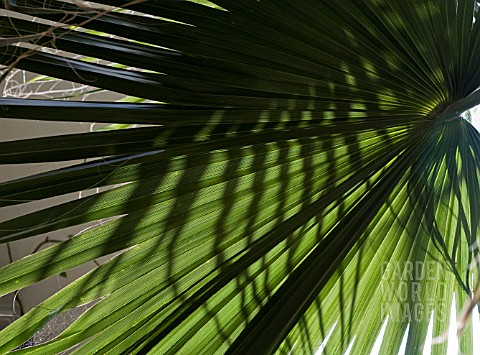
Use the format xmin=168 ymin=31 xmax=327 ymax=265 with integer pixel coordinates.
xmin=0 ymin=1 xmax=480 ymax=354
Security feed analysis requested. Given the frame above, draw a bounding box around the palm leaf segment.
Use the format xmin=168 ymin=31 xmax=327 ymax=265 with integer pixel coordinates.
xmin=1 ymin=0 xmax=480 ymax=353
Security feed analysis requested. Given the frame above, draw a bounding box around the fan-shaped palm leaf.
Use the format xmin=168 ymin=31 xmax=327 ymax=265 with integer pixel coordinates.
xmin=1 ymin=0 xmax=480 ymax=354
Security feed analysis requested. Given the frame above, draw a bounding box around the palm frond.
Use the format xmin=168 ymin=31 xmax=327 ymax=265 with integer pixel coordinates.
xmin=1 ymin=1 xmax=480 ymax=353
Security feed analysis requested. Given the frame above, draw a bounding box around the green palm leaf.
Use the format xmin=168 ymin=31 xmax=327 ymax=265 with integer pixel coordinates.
xmin=1 ymin=0 xmax=480 ymax=353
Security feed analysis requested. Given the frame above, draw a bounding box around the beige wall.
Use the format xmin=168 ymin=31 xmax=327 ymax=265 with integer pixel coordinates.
xmin=0 ymin=69 xmax=123 ymax=335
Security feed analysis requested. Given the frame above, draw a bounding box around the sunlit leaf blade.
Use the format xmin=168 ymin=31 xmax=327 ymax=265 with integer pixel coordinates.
xmin=1 ymin=0 xmax=480 ymax=354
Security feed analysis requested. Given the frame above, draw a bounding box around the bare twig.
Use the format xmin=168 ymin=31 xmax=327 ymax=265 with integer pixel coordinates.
xmin=0 ymin=0 xmax=147 ymax=85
